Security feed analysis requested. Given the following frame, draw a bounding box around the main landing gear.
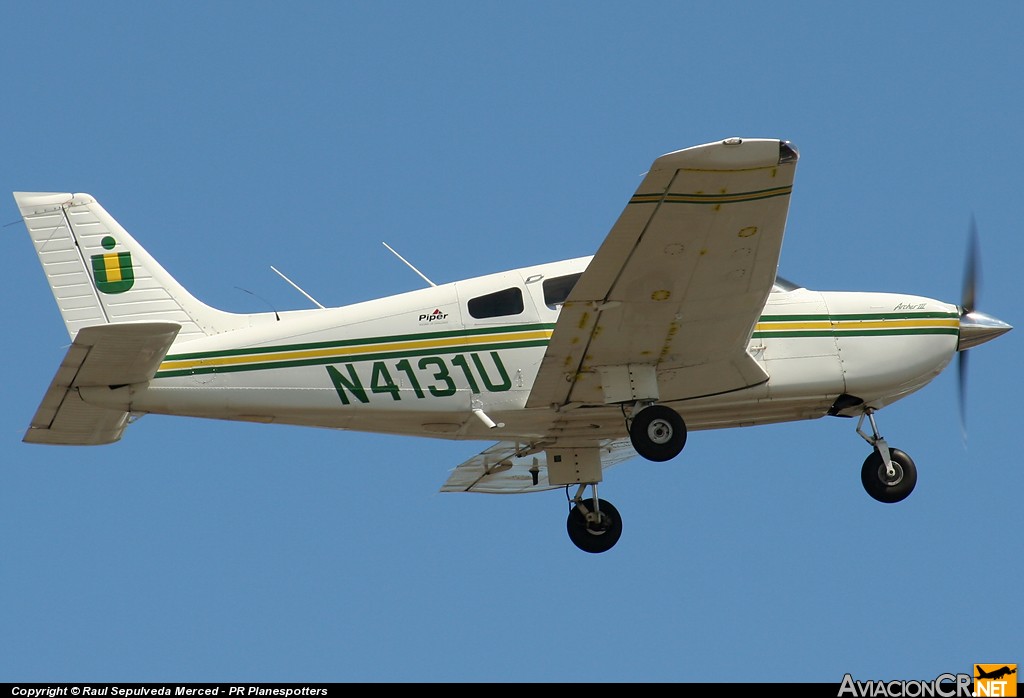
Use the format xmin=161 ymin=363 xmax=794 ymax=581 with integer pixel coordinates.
xmin=566 ymin=484 xmax=622 ymax=554
xmin=856 ymin=409 xmax=918 ymax=503
xmin=563 ymin=403 xmax=688 ymax=553
xmin=627 ymin=403 xmax=687 ymax=462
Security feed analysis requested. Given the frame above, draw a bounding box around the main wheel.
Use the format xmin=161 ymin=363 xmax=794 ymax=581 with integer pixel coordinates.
xmin=629 ymin=405 xmax=687 ymax=462
xmin=566 ymin=498 xmax=622 ymax=554
xmin=861 ymin=448 xmax=918 ymax=503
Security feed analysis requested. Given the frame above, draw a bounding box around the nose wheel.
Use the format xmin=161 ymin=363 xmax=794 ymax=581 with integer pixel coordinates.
xmin=856 ymin=409 xmax=918 ymax=503
xmin=861 ymin=447 xmax=918 ymax=503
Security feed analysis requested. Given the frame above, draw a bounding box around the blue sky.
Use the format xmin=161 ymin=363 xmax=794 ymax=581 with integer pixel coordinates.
xmin=1 ymin=1 xmax=1020 ymax=683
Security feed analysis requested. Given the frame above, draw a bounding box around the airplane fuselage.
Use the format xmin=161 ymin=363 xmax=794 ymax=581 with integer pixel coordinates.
xmin=78 ymin=255 xmax=960 ymax=445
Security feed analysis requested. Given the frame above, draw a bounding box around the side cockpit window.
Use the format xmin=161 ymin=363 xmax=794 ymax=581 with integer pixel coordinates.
xmin=468 ymin=287 xmax=525 ymax=319
xmin=542 ymin=273 xmax=582 ymax=309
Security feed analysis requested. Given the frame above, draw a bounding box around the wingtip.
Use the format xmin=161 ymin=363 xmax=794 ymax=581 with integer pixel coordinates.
xmin=12 ymin=192 xmax=95 ymax=214
xmin=779 ymin=140 xmax=799 ymax=164
xmin=657 ymin=137 xmax=798 ymax=170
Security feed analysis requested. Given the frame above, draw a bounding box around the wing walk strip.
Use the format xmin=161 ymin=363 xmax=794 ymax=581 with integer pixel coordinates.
xmin=155 ymin=325 xmax=556 ymax=378
xmin=152 ymin=312 xmax=959 ymax=379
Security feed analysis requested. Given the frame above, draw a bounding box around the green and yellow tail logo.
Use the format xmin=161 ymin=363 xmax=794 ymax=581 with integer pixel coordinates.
xmin=91 ymin=235 xmax=135 ymax=294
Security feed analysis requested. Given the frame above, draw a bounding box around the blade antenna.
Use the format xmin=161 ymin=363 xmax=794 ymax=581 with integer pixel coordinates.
xmin=270 ymin=265 xmax=326 ymax=309
xmin=382 ymin=242 xmax=437 ymax=287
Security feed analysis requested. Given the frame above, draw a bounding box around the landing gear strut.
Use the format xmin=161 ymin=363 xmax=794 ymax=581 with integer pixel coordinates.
xmin=561 ymin=403 xmax=685 ymax=552
xmin=856 ymin=409 xmax=918 ymax=503
xmin=566 ymin=484 xmax=622 ymax=554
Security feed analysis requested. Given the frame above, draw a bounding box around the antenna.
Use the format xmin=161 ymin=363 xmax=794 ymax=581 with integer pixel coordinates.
xmin=270 ymin=265 xmax=326 ymax=309
xmin=235 ymin=286 xmax=280 ymax=321
xmin=382 ymin=242 xmax=437 ymax=287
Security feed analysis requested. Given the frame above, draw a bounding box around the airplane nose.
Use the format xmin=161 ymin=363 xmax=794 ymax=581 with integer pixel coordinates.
xmin=958 ymin=310 xmax=1013 ymax=351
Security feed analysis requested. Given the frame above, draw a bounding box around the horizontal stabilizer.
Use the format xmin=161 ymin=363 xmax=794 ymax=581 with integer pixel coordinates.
xmin=25 ymin=322 xmax=180 ymax=445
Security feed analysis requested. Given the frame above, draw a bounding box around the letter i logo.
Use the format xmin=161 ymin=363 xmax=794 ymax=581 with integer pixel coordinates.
xmin=91 ymin=235 xmax=135 ymax=294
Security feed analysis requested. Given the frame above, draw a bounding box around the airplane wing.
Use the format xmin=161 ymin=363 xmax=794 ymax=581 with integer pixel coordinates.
xmin=24 ymin=322 xmax=181 ymax=445
xmin=526 ymin=137 xmax=798 ymax=409
xmin=441 ymin=439 xmax=638 ymax=493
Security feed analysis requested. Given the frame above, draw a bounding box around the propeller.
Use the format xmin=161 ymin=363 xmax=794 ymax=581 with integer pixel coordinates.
xmin=956 ymin=214 xmax=1013 ymax=441
xmin=957 ymin=216 xmax=979 ymax=438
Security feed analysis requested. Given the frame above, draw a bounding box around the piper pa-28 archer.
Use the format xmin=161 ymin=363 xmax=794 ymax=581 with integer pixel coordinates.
xmin=15 ymin=137 xmax=1012 ymax=553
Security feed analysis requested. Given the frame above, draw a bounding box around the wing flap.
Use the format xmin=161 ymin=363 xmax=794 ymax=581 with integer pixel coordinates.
xmin=25 ymin=322 xmax=181 ymax=445
xmin=440 ymin=439 xmax=637 ymax=494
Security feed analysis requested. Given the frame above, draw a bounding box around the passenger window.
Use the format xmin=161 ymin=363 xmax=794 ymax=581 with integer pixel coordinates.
xmin=542 ymin=273 xmax=582 ymax=309
xmin=468 ymin=287 xmax=525 ymax=319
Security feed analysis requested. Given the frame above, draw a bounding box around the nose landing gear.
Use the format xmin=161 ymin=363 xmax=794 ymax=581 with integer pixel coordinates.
xmin=856 ymin=409 xmax=918 ymax=503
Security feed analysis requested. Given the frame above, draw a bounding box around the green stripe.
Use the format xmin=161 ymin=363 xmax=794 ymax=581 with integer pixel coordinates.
xmin=630 ymin=186 xmax=792 ymax=206
xmin=662 ymin=191 xmax=792 ymax=204
xmin=758 ymin=314 xmax=831 ymax=322
xmin=164 ymin=322 xmax=557 ymax=361
xmin=156 ymin=310 xmax=959 ymax=379
xmin=760 ymin=311 xmax=958 ymax=322
xmin=155 ymin=338 xmax=550 ymax=378
xmin=754 ymin=328 xmax=959 ymax=339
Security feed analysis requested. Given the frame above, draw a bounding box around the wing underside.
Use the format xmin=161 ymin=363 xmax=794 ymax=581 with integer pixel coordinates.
xmin=527 ymin=137 xmax=799 ymax=410
xmin=440 ymin=438 xmax=638 ymax=493
xmin=443 ymin=138 xmax=799 ymax=496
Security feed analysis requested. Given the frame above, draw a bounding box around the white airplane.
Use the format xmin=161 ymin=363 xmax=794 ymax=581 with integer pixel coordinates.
xmin=14 ymin=137 xmax=1012 ymax=554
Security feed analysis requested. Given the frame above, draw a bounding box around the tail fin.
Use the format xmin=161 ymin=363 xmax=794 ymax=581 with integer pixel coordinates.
xmin=14 ymin=192 xmax=251 ymax=342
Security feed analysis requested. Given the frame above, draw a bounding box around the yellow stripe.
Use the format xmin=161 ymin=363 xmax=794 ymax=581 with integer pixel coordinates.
xmin=103 ymin=254 xmax=122 ymax=282
xmin=159 ymin=329 xmax=553 ymax=371
xmin=756 ymin=319 xmax=959 ymax=331
xmin=833 ymin=319 xmax=959 ymax=330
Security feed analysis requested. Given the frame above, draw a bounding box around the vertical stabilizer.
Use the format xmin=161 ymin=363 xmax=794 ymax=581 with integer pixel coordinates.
xmin=14 ymin=192 xmax=252 ymax=342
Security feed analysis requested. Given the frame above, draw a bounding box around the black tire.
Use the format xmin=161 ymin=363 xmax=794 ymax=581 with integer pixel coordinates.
xmin=566 ymin=498 xmax=622 ymax=554
xmin=861 ymin=448 xmax=918 ymax=503
xmin=629 ymin=405 xmax=687 ymax=462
